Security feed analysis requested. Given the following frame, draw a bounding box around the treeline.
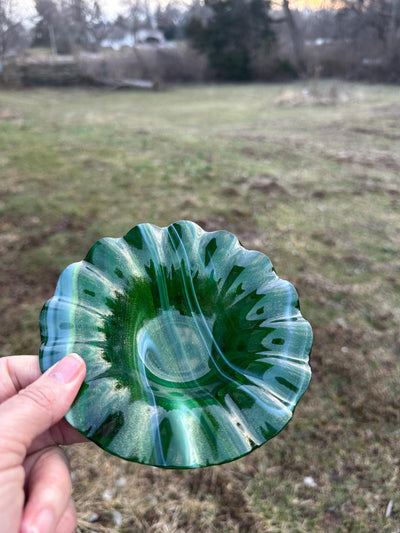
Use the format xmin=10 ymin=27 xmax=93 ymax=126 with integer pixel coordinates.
xmin=1 ymin=0 xmax=400 ymax=82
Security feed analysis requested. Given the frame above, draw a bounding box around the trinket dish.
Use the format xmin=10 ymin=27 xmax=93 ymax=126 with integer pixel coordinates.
xmin=40 ymin=221 xmax=312 ymax=468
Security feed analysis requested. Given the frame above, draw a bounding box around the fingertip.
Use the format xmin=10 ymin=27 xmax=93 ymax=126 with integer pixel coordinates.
xmin=21 ymin=508 xmax=56 ymax=533
xmin=56 ymin=498 xmax=77 ymax=533
xmin=68 ymin=353 xmax=85 ymax=366
xmin=47 ymin=354 xmax=86 ymax=385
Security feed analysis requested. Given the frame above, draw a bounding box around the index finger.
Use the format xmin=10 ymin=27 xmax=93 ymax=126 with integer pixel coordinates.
xmin=0 ymin=356 xmax=42 ymax=403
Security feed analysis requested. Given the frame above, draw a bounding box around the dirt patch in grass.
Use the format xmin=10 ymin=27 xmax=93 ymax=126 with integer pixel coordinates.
xmin=248 ymin=176 xmax=289 ymax=195
xmin=350 ymin=126 xmax=400 ymax=141
xmin=274 ymin=84 xmax=354 ymax=107
xmin=0 ymin=107 xmax=23 ymax=120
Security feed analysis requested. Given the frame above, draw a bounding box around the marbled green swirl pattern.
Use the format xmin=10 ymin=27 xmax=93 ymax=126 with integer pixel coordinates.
xmin=40 ymin=221 xmax=312 ymax=468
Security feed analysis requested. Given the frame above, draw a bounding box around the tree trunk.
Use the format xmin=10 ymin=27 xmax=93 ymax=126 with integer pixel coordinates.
xmin=282 ymin=0 xmax=307 ymax=74
xmin=387 ymin=0 xmax=400 ymax=63
xmin=48 ymin=23 xmax=57 ymax=55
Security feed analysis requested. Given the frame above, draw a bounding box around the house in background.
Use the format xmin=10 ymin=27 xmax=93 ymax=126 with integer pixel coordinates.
xmin=101 ymin=26 xmax=165 ymax=50
xmin=136 ymin=29 xmax=165 ymax=45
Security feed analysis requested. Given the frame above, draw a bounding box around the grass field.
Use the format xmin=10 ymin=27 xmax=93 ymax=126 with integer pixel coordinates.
xmin=0 ymin=81 xmax=399 ymax=532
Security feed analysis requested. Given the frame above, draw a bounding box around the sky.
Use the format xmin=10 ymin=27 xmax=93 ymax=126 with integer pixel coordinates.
xmin=14 ymin=0 xmax=127 ymax=23
xmin=16 ymin=0 xmax=332 ymax=25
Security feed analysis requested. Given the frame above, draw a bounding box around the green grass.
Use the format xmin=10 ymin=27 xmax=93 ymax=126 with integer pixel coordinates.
xmin=1 ymin=81 xmax=399 ymax=532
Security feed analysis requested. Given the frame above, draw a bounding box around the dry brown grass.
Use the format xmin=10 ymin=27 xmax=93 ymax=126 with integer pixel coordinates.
xmin=274 ymin=83 xmax=355 ymax=107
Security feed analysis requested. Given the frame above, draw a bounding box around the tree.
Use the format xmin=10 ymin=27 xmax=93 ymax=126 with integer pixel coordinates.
xmin=33 ymin=0 xmax=109 ymax=53
xmin=124 ymin=0 xmax=154 ymax=42
xmin=0 ymin=0 xmax=31 ymax=59
xmin=86 ymin=2 xmax=109 ymax=51
xmin=66 ymin=0 xmax=108 ymax=51
xmin=186 ymin=0 xmax=275 ymax=81
xmin=68 ymin=0 xmax=90 ymax=49
xmin=156 ymin=1 xmax=185 ymax=40
xmin=33 ymin=0 xmax=70 ymax=53
xmin=281 ymin=0 xmax=306 ymax=73
xmin=387 ymin=0 xmax=400 ymax=63
xmin=335 ymin=0 xmax=400 ymax=62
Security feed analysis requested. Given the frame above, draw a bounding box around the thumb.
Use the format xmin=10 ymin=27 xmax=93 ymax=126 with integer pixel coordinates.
xmin=0 ymin=354 xmax=86 ymax=463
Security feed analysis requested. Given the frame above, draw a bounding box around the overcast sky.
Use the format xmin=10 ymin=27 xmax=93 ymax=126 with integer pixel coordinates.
xmin=16 ymin=0 xmax=127 ymax=23
xmin=17 ymin=0 xmax=332 ymax=25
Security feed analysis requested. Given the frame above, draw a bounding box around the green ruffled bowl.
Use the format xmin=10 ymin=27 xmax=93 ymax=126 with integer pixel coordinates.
xmin=40 ymin=221 xmax=312 ymax=468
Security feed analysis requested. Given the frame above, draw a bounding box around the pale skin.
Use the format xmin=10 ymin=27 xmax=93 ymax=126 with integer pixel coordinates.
xmin=0 ymin=353 xmax=87 ymax=533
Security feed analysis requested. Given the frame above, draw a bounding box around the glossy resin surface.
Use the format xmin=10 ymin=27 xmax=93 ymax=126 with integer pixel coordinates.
xmin=39 ymin=221 xmax=312 ymax=468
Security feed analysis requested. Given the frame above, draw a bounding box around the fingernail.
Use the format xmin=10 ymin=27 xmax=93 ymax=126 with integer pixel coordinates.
xmin=48 ymin=353 xmax=84 ymax=384
xmin=24 ymin=509 xmax=55 ymax=533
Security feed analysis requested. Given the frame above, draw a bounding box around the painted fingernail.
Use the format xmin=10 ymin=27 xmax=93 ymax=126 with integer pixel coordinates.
xmin=48 ymin=353 xmax=84 ymax=384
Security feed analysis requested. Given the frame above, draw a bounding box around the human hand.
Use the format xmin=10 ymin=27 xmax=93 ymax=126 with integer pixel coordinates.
xmin=0 ymin=353 xmax=86 ymax=533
